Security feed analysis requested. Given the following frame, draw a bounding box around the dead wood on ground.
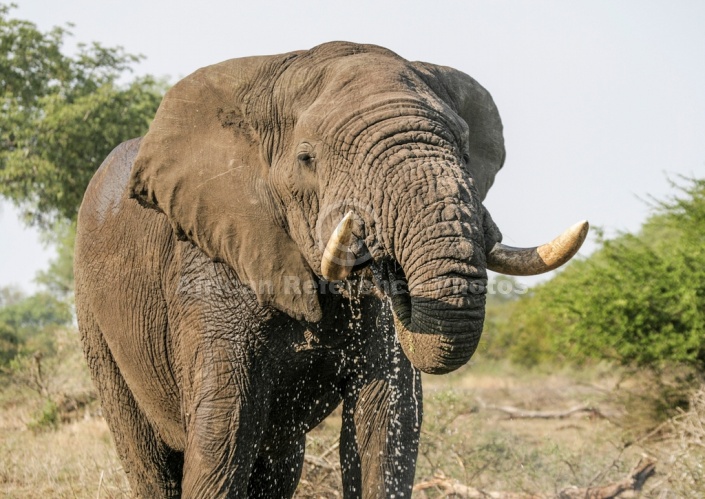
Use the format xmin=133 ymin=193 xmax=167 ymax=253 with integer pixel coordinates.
xmin=412 ymin=456 xmax=656 ymax=498
xmin=475 ymin=398 xmax=607 ymax=420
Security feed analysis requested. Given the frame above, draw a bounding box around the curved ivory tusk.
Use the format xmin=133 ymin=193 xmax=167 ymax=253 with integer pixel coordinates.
xmin=486 ymin=220 xmax=589 ymax=276
xmin=321 ymin=211 xmax=356 ymax=281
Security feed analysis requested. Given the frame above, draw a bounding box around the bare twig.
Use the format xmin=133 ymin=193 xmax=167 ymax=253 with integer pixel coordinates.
xmin=319 ymin=441 xmax=340 ymax=460
xmin=96 ymin=470 xmax=104 ymax=499
xmin=586 ymin=444 xmax=625 ymax=488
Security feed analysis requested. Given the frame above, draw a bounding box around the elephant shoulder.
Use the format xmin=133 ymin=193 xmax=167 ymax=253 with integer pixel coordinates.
xmin=78 ymin=138 xmax=145 ymax=227
xmin=76 ymin=137 xmax=175 ymax=268
xmin=75 ymin=137 xmax=175 ymax=291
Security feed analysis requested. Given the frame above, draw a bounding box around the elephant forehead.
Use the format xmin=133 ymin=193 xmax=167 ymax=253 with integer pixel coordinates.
xmin=308 ymin=56 xmax=436 ymax=110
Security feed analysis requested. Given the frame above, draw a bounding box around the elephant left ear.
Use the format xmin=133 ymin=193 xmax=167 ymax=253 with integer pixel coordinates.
xmin=410 ymin=61 xmax=506 ymax=201
xmin=128 ymin=56 xmax=322 ymax=322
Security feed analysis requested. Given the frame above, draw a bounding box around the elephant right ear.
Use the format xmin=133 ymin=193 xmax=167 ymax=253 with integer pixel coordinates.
xmin=411 ymin=62 xmax=506 ymax=201
xmin=129 ymin=55 xmax=322 ymax=322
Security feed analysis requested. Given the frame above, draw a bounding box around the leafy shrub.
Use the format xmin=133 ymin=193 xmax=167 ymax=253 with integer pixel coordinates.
xmin=27 ymin=399 xmax=59 ymax=432
xmin=0 ymin=287 xmax=72 ymax=367
xmin=0 ymin=3 xmax=165 ymax=227
xmin=489 ymin=178 xmax=705 ymax=372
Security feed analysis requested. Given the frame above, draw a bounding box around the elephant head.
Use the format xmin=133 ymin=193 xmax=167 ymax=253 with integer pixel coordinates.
xmin=129 ymin=42 xmax=587 ymax=374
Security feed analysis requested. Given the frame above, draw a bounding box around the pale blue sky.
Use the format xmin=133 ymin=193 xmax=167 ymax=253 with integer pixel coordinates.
xmin=2 ymin=0 xmax=704 ymax=292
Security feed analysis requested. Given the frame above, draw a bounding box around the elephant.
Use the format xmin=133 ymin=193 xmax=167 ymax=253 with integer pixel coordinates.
xmin=74 ymin=41 xmax=587 ymax=497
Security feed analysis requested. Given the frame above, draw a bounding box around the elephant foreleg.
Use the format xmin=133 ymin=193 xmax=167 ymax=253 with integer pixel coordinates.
xmin=180 ymin=365 xmax=271 ymax=496
xmin=247 ymin=436 xmax=306 ymax=498
xmin=340 ymin=351 xmax=423 ymax=498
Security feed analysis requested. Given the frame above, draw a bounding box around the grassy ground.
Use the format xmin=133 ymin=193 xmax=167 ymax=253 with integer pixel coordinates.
xmin=297 ymin=362 xmax=669 ymax=497
xmin=1 ymin=333 xmax=703 ymax=497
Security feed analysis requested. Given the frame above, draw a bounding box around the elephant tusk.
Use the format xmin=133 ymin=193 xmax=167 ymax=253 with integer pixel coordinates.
xmin=486 ymin=220 xmax=589 ymax=276
xmin=321 ymin=211 xmax=356 ymax=281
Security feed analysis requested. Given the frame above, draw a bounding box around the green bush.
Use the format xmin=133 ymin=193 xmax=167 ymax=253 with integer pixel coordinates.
xmin=0 ymin=287 xmax=72 ymax=367
xmin=489 ymin=178 xmax=705 ymax=372
xmin=27 ymin=399 xmax=59 ymax=432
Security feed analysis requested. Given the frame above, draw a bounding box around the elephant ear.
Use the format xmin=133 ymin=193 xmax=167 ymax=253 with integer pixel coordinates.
xmin=129 ymin=55 xmax=322 ymax=322
xmin=411 ymin=62 xmax=506 ymax=201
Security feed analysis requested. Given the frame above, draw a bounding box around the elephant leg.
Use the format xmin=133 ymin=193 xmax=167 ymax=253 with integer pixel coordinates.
xmin=78 ymin=311 xmax=182 ymax=498
xmin=179 ymin=333 xmax=271 ymax=497
xmin=340 ymin=338 xmax=423 ymax=498
xmin=246 ymin=436 xmax=305 ymax=498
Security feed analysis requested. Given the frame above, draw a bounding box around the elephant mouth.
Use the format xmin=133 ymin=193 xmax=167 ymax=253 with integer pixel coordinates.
xmin=327 ymin=255 xmax=489 ymax=375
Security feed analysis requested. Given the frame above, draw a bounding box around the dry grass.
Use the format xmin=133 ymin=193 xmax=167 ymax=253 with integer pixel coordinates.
xmin=296 ymin=361 xmax=705 ymax=497
xmin=0 ymin=417 xmax=130 ymax=498
xmin=641 ymin=386 xmax=705 ymax=496
xmin=0 ymin=328 xmax=130 ymax=498
xmin=413 ymin=363 xmax=641 ymax=496
xmin=1 ymin=339 xmax=703 ymax=498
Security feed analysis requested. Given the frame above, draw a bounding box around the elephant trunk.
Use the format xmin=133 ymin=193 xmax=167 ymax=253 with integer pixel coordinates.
xmin=382 ymin=158 xmax=490 ymax=375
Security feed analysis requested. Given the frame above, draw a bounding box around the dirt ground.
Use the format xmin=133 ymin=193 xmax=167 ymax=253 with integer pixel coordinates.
xmin=298 ymin=361 xmax=656 ymax=497
xmin=1 ymin=359 xmax=702 ymax=498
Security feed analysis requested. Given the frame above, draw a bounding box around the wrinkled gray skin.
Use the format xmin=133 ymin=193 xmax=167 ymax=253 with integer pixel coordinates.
xmin=75 ymin=42 xmax=507 ymax=497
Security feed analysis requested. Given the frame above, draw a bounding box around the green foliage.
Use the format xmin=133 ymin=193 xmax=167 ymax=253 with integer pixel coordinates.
xmin=479 ymin=275 xmax=531 ymax=361
xmin=0 ymin=3 xmax=165 ymax=227
xmin=491 ymin=177 xmax=705 ymax=371
xmin=27 ymin=399 xmax=59 ymax=432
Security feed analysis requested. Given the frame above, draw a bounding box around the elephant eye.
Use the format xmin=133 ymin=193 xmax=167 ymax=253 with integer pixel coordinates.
xmin=462 ymin=153 xmax=471 ymax=165
xmin=297 ymin=149 xmax=316 ymax=169
xmin=296 ymin=141 xmax=317 ymax=170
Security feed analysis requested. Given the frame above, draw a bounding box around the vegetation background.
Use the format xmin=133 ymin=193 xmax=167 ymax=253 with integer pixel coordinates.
xmin=1 ymin=5 xmax=703 ymax=496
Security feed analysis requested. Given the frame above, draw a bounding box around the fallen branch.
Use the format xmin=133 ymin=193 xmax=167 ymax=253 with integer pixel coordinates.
xmin=413 ymin=456 xmax=656 ymax=499
xmin=413 ymin=474 xmax=540 ymax=498
xmin=476 ymin=398 xmax=606 ymax=420
xmin=558 ymin=456 xmax=656 ymax=498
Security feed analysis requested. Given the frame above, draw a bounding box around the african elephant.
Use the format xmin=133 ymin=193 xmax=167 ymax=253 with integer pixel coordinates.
xmin=74 ymin=41 xmax=587 ymax=497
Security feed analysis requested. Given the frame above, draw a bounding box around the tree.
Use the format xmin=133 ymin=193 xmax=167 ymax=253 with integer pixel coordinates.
xmin=0 ymin=4 xmax=166 ymax=371
xmin=0 ymin=3 xmax=165 ymax=228
xmin=492 ymin=177 xmax=705 ymax=371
